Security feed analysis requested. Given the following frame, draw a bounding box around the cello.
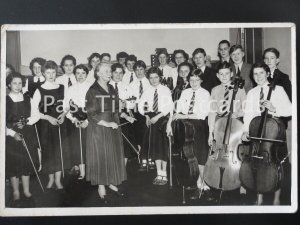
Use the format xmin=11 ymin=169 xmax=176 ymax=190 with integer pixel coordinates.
xmin=203 ymin=76 xmax=245 ymax=201
xmin=239 ymin=73 xmax=287 ymax=194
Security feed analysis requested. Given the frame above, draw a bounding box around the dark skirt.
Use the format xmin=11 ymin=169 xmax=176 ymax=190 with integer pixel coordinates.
xmin=85 ymin=121 xmax=127 ymax=186
xmin=69 ymin=123 xmax=87 ymax=165
xmin=142 ymin=113 xmax=169 ymax=161
xmin=6 ymin=125 xmax=39 ymax=178
xmin=173 ymin=119 xmax=209 ymax=165
xmin=132 ymin=112 xmax=147 ymax=147
xmin=120 ymin=117 xmax=137 ymax=159
xmin=40 ymin=120 xmax=72 ymax=174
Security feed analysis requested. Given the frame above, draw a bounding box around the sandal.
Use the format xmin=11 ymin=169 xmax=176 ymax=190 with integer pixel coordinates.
xmin=153 ymin=175 xmax=163 ymax=185
xmin=158 ymin=176 xmax=168 ymax=185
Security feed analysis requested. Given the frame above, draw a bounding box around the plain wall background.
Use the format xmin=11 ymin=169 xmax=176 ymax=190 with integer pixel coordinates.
xmin=19 ymin=28 xmax=230 ymax=73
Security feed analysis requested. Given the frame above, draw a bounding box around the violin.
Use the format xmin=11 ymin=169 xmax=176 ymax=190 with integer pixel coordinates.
xmin=239 ymin=74 xmax=287 ymax=193
xmin=204 ymin=76 xmax=245 ymax=192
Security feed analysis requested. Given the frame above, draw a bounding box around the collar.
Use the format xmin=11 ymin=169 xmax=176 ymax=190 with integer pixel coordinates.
xmin=235 ymin=62 xmax=243 ymax=70
xmin=200 ymin=65 xmax=206 ymax=73
xmin=9 ymin=92 xmax=23 ymax=101
xmin=33 ymin=75 xmax=45 ymax=82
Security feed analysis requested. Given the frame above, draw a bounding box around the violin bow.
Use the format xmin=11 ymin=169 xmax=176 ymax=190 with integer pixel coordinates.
xmin=34 ymin=124 xmax=43 ymax=172
xmin=121 ymin=132 xmax=141 ymax=164
xmin=58 ymin=125 xmax=65 ymax=178
xmin=20 ymin=134 xmax=45 ymax=192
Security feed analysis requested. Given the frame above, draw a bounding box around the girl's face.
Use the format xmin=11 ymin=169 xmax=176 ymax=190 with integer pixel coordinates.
xmin=44 ymin=69 xmax=57 ymax=83
xmin=118 ymin=58 xmax=126 ymax=66
xmin=158 ymin=54 xmax=168 ymax=66
xmin=9 ymin=77 xmax=23 ymax=94
xmin=112 ymin=68 xmax=124 ymax=82
xmin=193 ymin=53 xmax=206 ymax=68
xmin=264 ymin=52 xmax=279 ymax=70
xmin=179 ymin=65 xmax=190 ymax=81
xmin=175 ymin=53 xmax=185 ymax=65
xmin=189 ymin=76 xmax=202 ymax=91
xmin=75 ymin=68 xmax=87 ymax=83
xmin=91 ymin=57 xmax=101 ymax=70
xmin=217 ymin=68 xmax=232 ymax=85
xmin=149 ymin=73 xmax=160 ymax=87
xmin=63 ymin=59 xmax=75 ymax=75
xmin=135 ymin=66 xmax=146 ymax=79
xmin=33 ymin=62 xmax=43 ymax=76
xmin=101 ymin=56 xmax=111 ymax=64
xmin=253 ymin=67 xmax=269 ymax=86
xmin=97 ymin=65 xmax=112 ymax=82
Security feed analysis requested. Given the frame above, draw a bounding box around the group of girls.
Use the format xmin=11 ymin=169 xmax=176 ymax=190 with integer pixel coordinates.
xmin=5 ymin=41 xmax=292 ymax=206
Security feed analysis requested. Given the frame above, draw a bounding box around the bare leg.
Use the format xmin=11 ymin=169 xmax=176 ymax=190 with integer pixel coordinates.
xmin=197 ymin=165 xmax=208 ymax=189
xmin=21 ymin=175 xmax=31 ymax=198
xmin=47 ymin=174 xmax=54 ymax=188
xmin=257 ymin=193 xmax=263 ymax=205
xmin=155 ymin=159 xmax=162 ymax=175
xmin=273 ymin=189 xmax=281 ymax=205
xmin=98 ymin=185 xmax=106 ymax=198
xmin=161 ymin=160 xmax=167 ymax=173
xmin=54 ymin=171 xmax=63 ymax=189
xmin=125 ymin=158 xmax=128 ymax=166
xmin=10 ymin=177 xmax=20 ymax=200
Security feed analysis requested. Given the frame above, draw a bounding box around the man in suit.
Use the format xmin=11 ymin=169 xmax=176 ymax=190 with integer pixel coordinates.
xmin=230 ymin=45 xmax=253 ymax=93
xmin=213 ymin=40 xmax=234 ymax=70
xmin=192 ymin=48 xmax=220 ymax=93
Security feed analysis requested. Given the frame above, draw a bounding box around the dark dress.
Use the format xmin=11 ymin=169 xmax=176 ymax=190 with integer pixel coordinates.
xmin=142 ymin=112 xmax=169 ymax=161
xmin=69 ymin=106 xmax=87 ymax=165
xmin=38 ymin=85 xmax=72 ymax=174
xmin=201 ymin=67 xmax=221 ymax=94
xmin=24 ymin=76 xmax=45 ymax=98
xmin=6 ymin=95 xmax=39 ymax=178
xmin=85 ymin=81 xmax=126 ymax=185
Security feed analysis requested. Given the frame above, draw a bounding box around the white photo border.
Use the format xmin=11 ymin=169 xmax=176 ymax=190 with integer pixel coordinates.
xmin=0 ymin=23 xmax=297 ymax=216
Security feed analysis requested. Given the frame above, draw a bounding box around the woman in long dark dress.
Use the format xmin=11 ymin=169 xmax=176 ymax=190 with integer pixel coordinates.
xmin=6 ymin=72 xmax=39 ymax=206
xmin=85 ymin=63 xmax=126 ymax=200
xmin=32 ymin=60 xmax=70 ymax=190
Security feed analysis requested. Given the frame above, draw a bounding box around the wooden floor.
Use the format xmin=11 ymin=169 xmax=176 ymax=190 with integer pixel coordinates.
xmin=5 ymin=158 xmax=291 ymax=208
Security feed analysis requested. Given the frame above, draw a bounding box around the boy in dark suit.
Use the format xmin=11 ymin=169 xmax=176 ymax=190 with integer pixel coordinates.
xmin=230 ymin=45 xmax=253 ymax=93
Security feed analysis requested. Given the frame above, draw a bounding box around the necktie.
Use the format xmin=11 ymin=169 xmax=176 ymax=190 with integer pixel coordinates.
xmin=188 ymin=91 xmax=196 ymax=114
xmin=153 ymin=89 xmax=158 ymax=113
xmin=68 ymin=77 xmax=72 ymax=87
xmin=260 ymin=87 xmax=264 ymax=106
xmin=139 ymin=81 xmax=143 ymax=98
xmin=36 ymin=77 xmax=41 ymax=85
xmin=129 ymin=73 xmax=134 ymax=83
xmin=236 ymin=66 xmax=241 ymax=77
xmin=220 ymin=85 xmax=230 ymax=117
xmin=115 ymin=83 xmax=119 ymax=97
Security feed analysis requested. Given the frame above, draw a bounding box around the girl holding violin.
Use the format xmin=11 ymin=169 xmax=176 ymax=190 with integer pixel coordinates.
xmin=138 ymin=67 xmax=173 ymax=185
xmin=64 ymin=64 xmax=91 ymax=179
xmin=6 ymin=72 xmax=40 ymax=206
xmin=167 ymin=69 xmax=210 ymax=198
xmin=241 ymin=62 xmax=292 ymax=205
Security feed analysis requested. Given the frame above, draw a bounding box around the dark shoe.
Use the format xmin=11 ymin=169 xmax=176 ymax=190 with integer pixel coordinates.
xmin=10 ymin=199 xmax=22 ymax=208
xmin=100 ymin=195 xmax=109 ymax=204
xmin=149 ymin=161 xmax=156 ymax=170
xmin=138 ymin=163 xmax=147 ymax=172
xmin=24 ymin=196 xmax=35 ymax=207
xmin=190 ymin=189 xmax=201 ymax=200
xmin=110 ymin=188 xmax=125 ymax=197
xmin=202 ymin=190 xmax=216 ymax=202
xmin=240 ymin=193 xmax=248 ymax=205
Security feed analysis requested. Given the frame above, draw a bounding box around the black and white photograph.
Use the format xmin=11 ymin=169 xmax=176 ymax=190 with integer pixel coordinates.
xmin=0 ymin=23 xmax=297 ymax=216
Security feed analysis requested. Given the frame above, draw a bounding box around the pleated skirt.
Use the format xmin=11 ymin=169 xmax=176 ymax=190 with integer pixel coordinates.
xmin=86 ymin=123 xmax=127 ymax=185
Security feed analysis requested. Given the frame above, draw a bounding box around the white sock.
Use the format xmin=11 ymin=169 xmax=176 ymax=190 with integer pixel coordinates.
xmin=157 ymin=170 xmax=162 ymax=177
xmin=161 ymin=170 xmax=167 ymax=177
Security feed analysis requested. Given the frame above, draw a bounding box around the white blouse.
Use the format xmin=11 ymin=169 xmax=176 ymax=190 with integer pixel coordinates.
xmin=138 ymin=84 xmax=173 ymax=116
xmin=122 ymin=69 xmax=138 ymax=86
xmin=175 ymin=87 xmax=210 ymax=120
xmin=64 ymin=81 xmax=92 ymax=122
xmin=129 ymin=77 xmax=151 ymax=102
xmin=86 ymin=69 xmax=96 ymax=83
xmin=243 ymin=83 xmax=292 ymax=132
